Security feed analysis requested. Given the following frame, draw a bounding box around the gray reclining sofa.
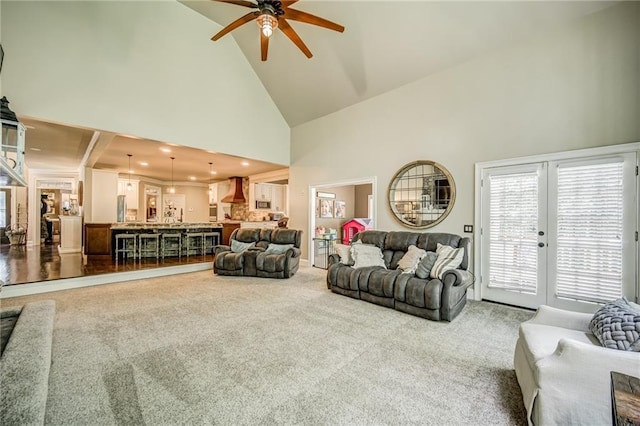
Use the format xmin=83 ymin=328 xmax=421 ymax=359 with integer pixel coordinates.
xmin=213 ymin=228 xmax=303 ymax=278
xmin=327 ymin=230 xmax=473 ymax=321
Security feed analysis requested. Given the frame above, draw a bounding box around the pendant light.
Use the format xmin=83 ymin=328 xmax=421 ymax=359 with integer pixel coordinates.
xmin=208 ymin=162 xmax=213 ymax=195
xmin=169 ymin=157 xmax=176 ymax=194
xmin=126 ymin=154 xmax=133 ymax=191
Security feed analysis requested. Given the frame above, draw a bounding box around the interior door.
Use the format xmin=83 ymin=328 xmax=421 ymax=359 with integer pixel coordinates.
xmin=481 ymin=163 xmax=548 ymax=309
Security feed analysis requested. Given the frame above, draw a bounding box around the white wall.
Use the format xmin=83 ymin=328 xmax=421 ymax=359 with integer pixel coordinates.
xmin=290 ymin=2 xmax=640 ymax=259
xmin=1 ymin=1 xmax=289 ymax=165
xmin=85 ymin=169 xmax=118 ymax=223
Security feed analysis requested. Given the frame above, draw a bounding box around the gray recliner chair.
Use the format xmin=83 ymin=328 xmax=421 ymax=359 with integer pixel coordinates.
xmin=213 ymin=228 xmax=303 ymax=278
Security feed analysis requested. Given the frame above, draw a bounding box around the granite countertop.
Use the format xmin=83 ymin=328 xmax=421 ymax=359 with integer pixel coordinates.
xmin=111 ymin=222 xmax=223 ymax=230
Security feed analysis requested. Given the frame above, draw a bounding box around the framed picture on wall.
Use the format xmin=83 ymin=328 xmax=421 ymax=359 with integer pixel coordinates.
xmin=318 ymin=198 xmax=334 ymax=218
xmin=334 ymin=200 xmax=346 ymax=219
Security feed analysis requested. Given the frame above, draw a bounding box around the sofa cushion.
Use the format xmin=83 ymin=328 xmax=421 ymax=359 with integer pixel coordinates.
xmin=256 ymin=253 xmax=287 ymax=272
xmin=234 ymin=228 xmax=261 ymax=243
xmin=353 ymin=231 xmax=386 ymax=249
xmin=415 ymin=251 xmax=437 ymax=279
xmin=431 ymin=243 xmax=464 ymax=279
xmin=265 ymin=243 xmax=293 ymax=254
xmin=270 ymin=229 xmax=302 ymax=247
xmin=360 ymin=269 xmax=400 ymax=298
xmin=215 ymin=252 xmax=244 ymax=270
xmin=231 ymin=240 xmax=255 ymax=253
xmin=385 ymin=232 xmax=419 ymax=251
xmin=589 ymin=298 xmax=640 ymax=351
xmin=404 ymin=277 xmax=442 ymax=309
xmin=352 ymin=244 xmax=386 ymax=269
xmin=397 ymin=245 xmax=427 ymax=274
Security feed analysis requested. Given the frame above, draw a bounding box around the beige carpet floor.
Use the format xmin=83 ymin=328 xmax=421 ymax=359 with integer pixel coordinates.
xmin=2 ymin=266 xmax=533 ymax=425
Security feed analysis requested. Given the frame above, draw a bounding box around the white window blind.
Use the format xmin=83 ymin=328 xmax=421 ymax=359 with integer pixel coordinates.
xmin=488 ymin=172 xmax=539 ymax=294
xmin=555 ymin=161 xmax=624 ymax=303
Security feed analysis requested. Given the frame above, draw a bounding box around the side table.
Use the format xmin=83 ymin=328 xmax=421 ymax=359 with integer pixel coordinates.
xmin=611 ymin=371 xmax=640 ymax=426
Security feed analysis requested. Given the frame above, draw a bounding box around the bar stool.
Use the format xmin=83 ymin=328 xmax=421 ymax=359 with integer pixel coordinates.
xmin=115 ymin=233 xmax=137 ymax=264
xmin=161 ymin=233 xmax=182 ymax=259
xmin=184 ymin=232 xmax=204 ymax=257
xmin=202 ymin=231 xmax=220 ymax=255
xmin=138 ymin=233 xmax=159 ymax=260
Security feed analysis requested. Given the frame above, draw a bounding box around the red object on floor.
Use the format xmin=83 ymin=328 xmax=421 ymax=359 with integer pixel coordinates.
xmin=342 ymin=218 xmax=373 ymax=244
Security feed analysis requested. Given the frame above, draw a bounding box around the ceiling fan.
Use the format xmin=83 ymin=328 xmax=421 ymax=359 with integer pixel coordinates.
xmin=210 ymin=0 xmax=344 ymax=61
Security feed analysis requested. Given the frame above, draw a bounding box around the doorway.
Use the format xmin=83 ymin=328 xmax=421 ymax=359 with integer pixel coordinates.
xmin=308 ymin=177 xmax=376 ymax=268
xmin=0 ymin=189 xmax=10 ymax=244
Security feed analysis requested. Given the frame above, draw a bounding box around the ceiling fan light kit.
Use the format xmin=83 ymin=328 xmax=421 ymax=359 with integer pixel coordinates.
xmin=210 ymin=0 xmax=344 ymax=61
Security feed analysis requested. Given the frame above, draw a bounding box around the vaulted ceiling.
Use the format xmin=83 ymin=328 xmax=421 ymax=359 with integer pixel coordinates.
xmin=182 ymin=0 xmax=616 ymax=127
xmin=12 ymin=1 xmax=618 ymax=181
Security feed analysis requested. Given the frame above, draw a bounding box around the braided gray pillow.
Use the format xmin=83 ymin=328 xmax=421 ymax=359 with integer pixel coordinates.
xmin=589 ymin=297 xmax=640 ymax=352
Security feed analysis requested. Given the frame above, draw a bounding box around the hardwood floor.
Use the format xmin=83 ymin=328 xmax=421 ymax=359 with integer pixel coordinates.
xmin=0 ymin=242 xmax=213 ymax=286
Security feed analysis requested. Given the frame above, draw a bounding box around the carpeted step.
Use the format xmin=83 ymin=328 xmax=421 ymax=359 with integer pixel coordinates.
xmin=0 ymin=300 xmax=56 ymax=426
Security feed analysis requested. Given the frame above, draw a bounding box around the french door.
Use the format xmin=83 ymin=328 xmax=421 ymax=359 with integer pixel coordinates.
xmin=480 ymin=152 xmax=637 ymax=311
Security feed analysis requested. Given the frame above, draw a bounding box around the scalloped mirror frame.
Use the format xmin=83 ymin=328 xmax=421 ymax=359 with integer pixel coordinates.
xmin=387 ymin=160 xmax=456 ymax=229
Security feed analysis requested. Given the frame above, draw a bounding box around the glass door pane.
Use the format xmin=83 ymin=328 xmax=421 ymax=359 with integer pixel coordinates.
xmin=481 ymin=163 xmax=547 ymax=309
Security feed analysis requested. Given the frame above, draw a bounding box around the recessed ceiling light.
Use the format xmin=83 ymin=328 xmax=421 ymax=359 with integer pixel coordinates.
xmin=241 ymin=161 xmax=250 ymax=166
xmin=210 ymin=171 xmax=217 ymax=175
xmin=30 ymin=147 xmax=41 ymax=151
xmin=160 ymin=147 xmax=171 ymax=153
xmin=128 ymin=169 xmax=134 ymax=174
xmin=139 ymin=161 xmax=148 ymax=166
xmin=189 ymin=176 xmax=196 ymax=181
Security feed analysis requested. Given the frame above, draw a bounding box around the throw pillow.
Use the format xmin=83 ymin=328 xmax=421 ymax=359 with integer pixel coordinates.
xmin=415 ymin=251 xmax=438 ymax=279
xmin=231 ymin=240 xmax=255 ymax=253
xmin=397 ymin=245 xmax=427 ymax=274
xmin=334 ymin=243 xmax=354 ymax=266
xmin=265 ymin=243 xmax=294 ymax=254
xmin=351 ymin=243 xmax=386 ymax=269
xmin=589 ymin=297 xmax=640 ymax=352
xmin=430 ymin=243 xmax=464 ymax=279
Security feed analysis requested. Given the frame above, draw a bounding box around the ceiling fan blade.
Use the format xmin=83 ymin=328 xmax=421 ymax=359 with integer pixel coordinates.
xmin=283 ymin=8 xmax=344 ymax=33
xmin=278 ymin=19 xmax=312 ymax=58
xmin=211 ymin=11 xmax=258 ymax=41
xmin=260 ymin=31 xmax=269 ymax=61
xmin=209 ymin=0 xmax=258 ymax=9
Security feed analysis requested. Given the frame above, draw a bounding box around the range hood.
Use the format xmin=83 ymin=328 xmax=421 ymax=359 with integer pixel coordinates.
xmin=220 ymin=176 xmax=247 ymax=203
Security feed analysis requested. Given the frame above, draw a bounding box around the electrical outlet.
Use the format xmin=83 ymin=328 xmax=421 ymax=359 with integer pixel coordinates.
xmin=464 ymin=225 xmax=473 ymax=233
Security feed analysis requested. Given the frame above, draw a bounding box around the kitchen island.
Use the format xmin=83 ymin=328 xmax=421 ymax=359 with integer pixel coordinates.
xmin=109 ymin=222 xmax=223 ymax=259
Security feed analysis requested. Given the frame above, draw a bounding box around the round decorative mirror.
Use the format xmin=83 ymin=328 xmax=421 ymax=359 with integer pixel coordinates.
xmin=388 ymin=161 xmax=456 ymax=229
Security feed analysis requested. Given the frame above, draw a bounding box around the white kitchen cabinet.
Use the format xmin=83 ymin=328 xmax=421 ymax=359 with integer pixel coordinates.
xmin=118 ymin=179 xmax=139 ymax=210
xmin=208 ymin=181 xmax=230 ymax=204
xmin=250 ymin=182 xmax=287 ymax=212
xmin=208 ymin=184 xmax=217 ymax=204
xmin=254 ymin=183 xmax=273 ymax=201
xmin=271 ymin=185 xmax=286 ymax=212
